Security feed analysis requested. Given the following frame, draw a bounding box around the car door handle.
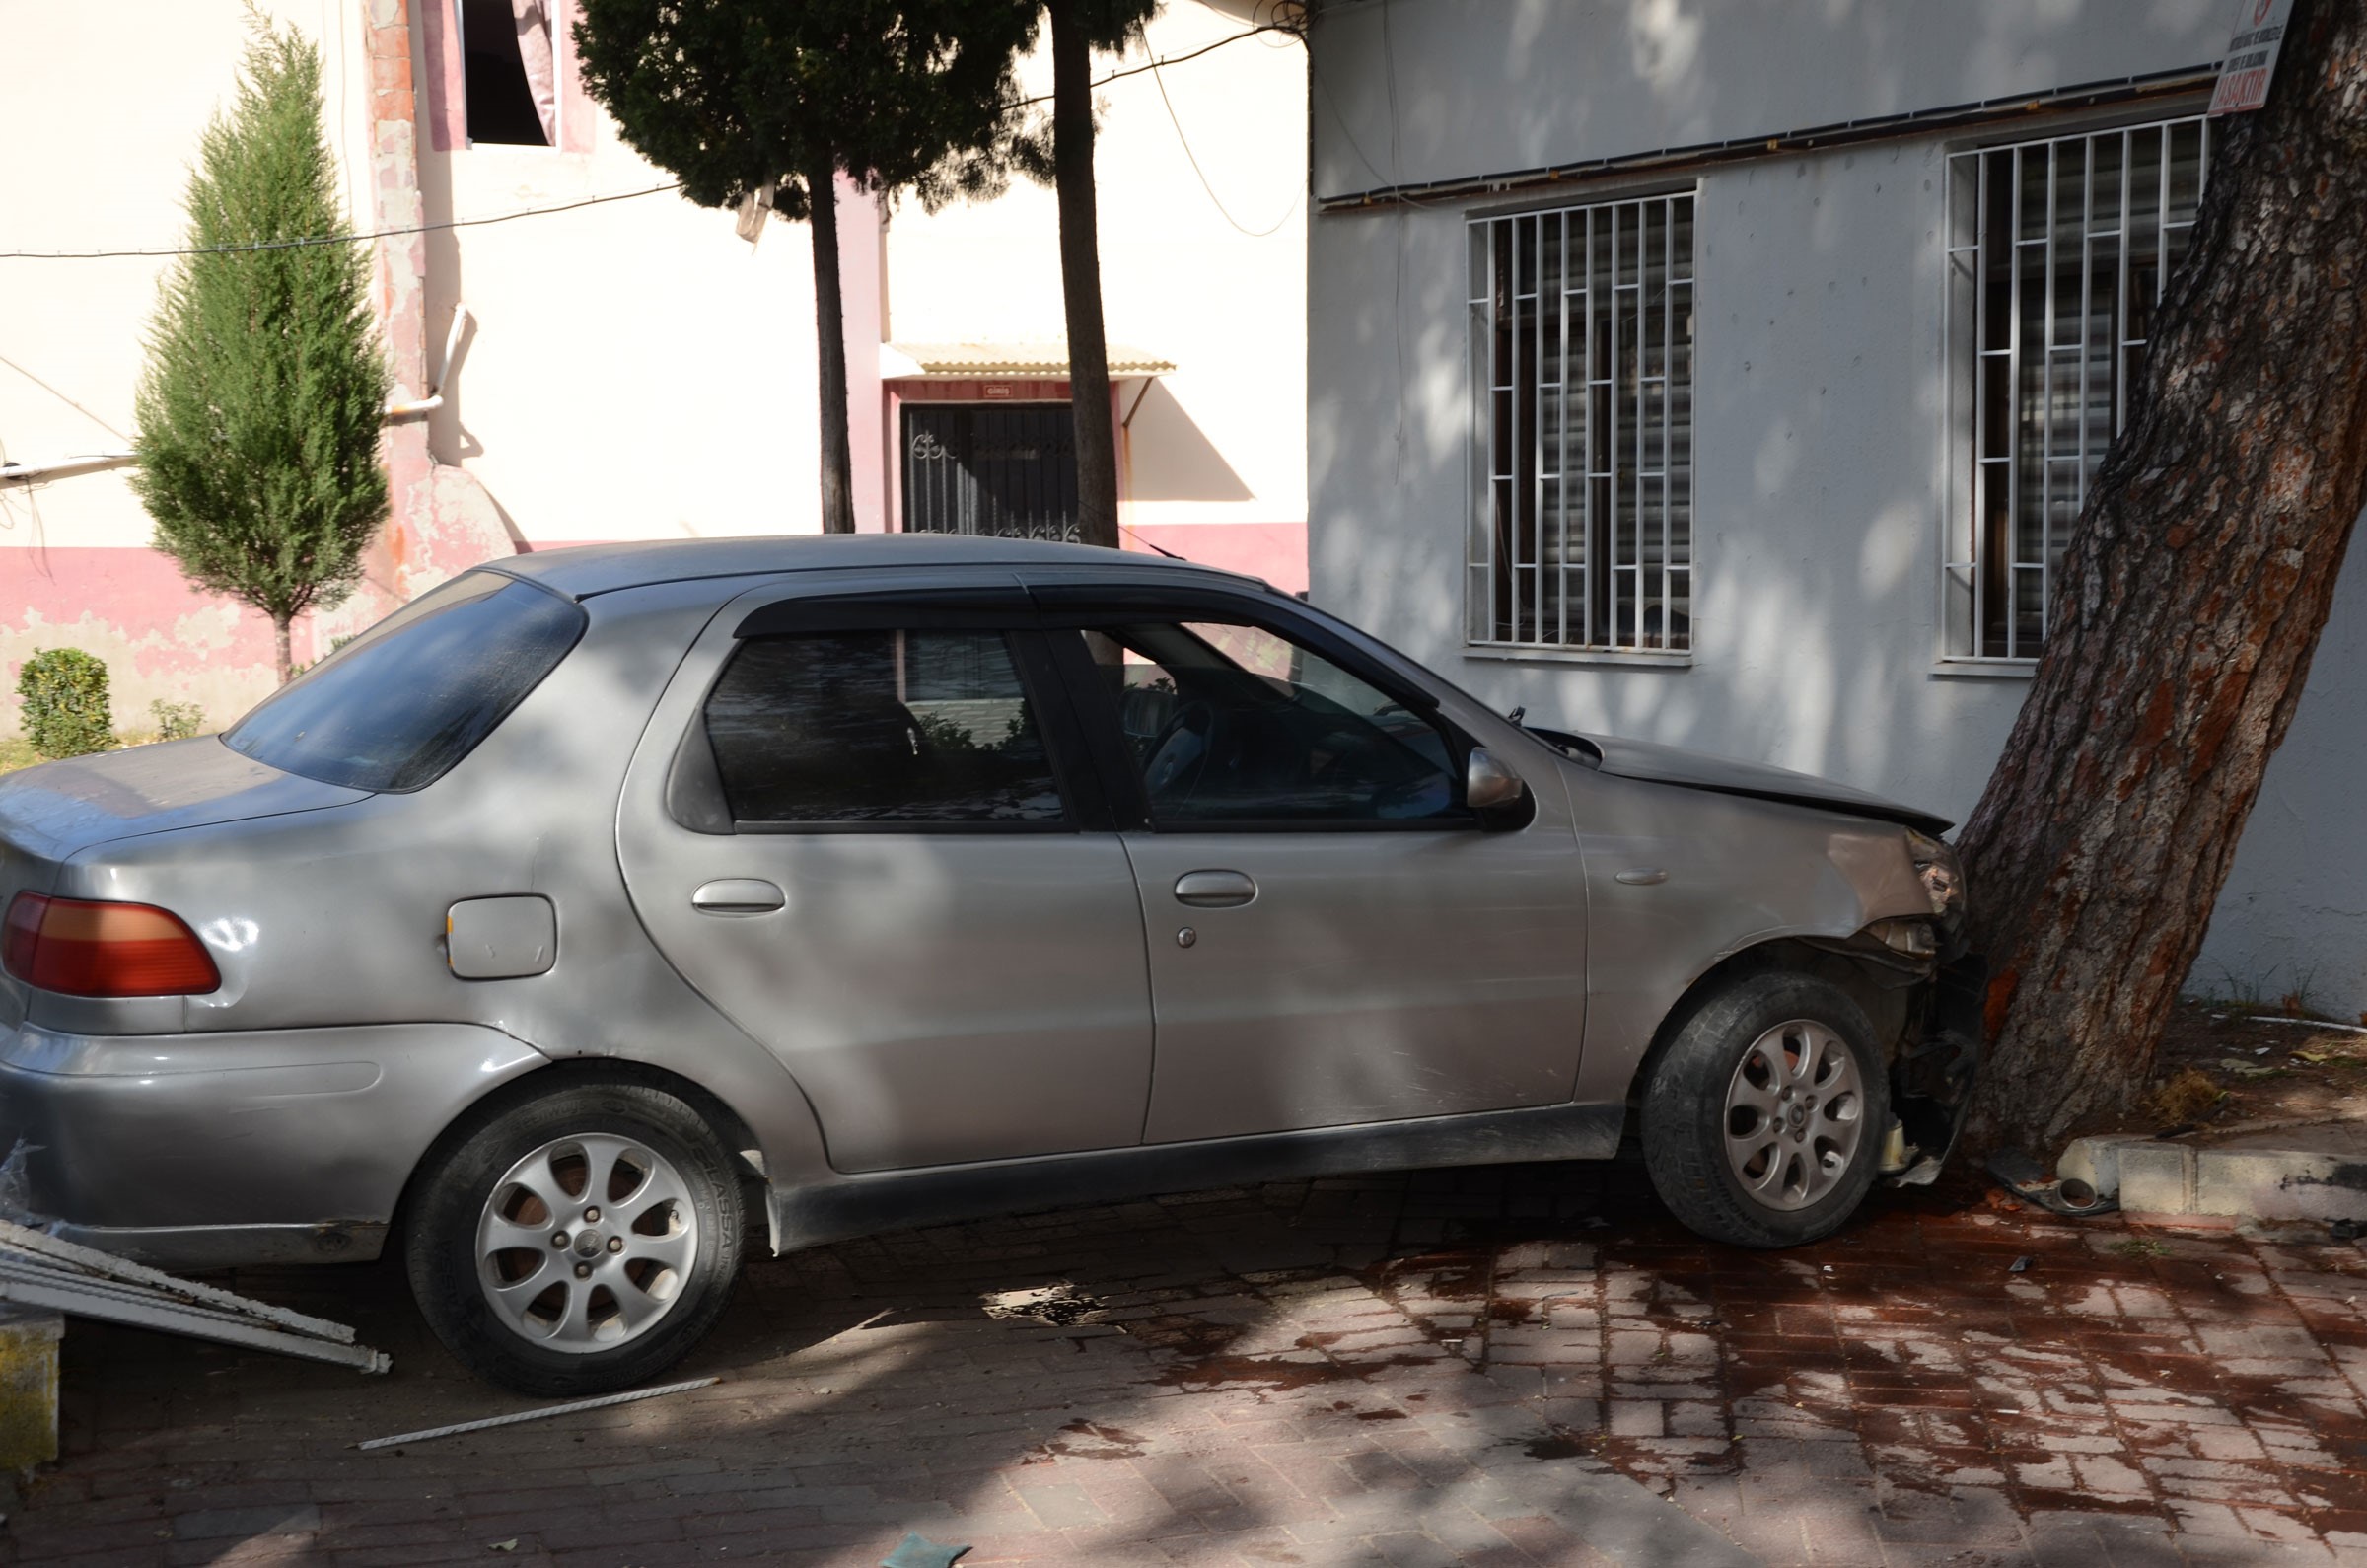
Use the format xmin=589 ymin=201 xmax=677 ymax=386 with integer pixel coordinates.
xmin=1174 ymin=870 xmax=1257 ymax=908
xmin=691 ymin=879 xmax=786 ymax=914
xmin=1614 ymin=867 xmax=1669 ymax=886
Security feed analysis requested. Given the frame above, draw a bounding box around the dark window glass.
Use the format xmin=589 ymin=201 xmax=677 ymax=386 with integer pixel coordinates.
xmin=225 ymin=573 xmax=585 ymax=793
xmin=706 ymin=630 xmax=1065 ymax=825
xmin=1087 ymin=621 xmax=1465 ymax=826
xmin=902 ymin=403 xmax=1081 ymax=542
xmin=461 ymin=0 xmax=551 ymax=146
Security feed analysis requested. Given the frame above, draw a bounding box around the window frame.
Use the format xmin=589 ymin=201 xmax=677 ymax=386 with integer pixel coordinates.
xmin=425 ymin=0 xmax=592 ymax=154
xmin=1035 ymin=588 xmax=1485 ymax=836
xmin=1465 ymin=186 xmax=1698 ymax=661
xmin=670 ymin=591 xmax=1108 ymax=836
xmin=1938 ymin=109 xmax=2211 ymax=668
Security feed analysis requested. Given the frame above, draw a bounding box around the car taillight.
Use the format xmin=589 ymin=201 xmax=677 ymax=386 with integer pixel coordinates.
xmin=0 ymin=893 xmax=221 ymax=997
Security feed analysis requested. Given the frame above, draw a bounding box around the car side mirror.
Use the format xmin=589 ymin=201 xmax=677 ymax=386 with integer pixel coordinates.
xmin=1466 ymin=748 xmax=1527 ymax=814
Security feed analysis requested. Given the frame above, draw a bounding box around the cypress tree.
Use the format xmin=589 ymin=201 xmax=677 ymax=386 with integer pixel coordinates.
xmin=131 ymin=18 xmax=391 ymax=685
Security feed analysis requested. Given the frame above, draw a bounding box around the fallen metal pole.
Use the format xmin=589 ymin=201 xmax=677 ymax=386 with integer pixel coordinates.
xmin=0 ymin=1274 xmax=390 ymax=1373
xmin=0 ymin=1219 xmax=357 ymax=1342
xmin=356 ymin=1376 xmax=720 ymax=1450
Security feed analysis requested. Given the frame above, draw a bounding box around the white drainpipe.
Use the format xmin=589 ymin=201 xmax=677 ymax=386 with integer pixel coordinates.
xmin=0 ymin=452 xmax=141 ymax=489
xmin=4 ymin=305 xmax=474 ymax=488
xmin=383 ymin=303 xmax=472 ymax=420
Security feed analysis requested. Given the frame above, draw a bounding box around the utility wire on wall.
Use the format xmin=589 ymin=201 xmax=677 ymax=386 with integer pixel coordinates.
xmin=1149 ymin=57 xmax=1300 ymax=239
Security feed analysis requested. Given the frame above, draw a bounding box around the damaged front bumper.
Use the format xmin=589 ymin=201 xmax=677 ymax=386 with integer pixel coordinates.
xmin=1882 ymin=951 xmax=1985 ymax=1186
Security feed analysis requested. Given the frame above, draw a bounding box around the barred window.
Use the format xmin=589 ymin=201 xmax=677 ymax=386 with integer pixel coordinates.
xmin=1469 ymin=194 xmax=1694 ymax=654
xmin=1944 ymin=118 xmax=2209 ymax=661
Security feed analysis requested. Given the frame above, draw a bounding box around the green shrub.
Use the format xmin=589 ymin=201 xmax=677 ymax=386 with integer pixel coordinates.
xmin=16 ymin=649 xmax=114 ymax=759
xmin=149 ymin=699 xmax=206 ymax=741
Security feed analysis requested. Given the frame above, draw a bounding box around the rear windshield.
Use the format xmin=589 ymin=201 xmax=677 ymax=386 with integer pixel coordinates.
xmin=225 ymin=573 xmax=586 ymax=792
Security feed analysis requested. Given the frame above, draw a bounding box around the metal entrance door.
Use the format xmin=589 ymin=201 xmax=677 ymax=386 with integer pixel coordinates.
xmin=902 ymin=404 xmax=1080 ymax=542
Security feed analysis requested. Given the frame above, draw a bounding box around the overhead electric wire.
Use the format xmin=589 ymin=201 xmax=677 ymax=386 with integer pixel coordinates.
xmin=2 ymin=22 xmax=1300 ymax=263
xmin=1007 ymin=22 xmax=1297 ymax=108
xmin=0 ymin=181 xmax=689 ymax=261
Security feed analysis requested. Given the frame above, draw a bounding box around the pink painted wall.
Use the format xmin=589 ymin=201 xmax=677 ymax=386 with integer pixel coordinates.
xmin=2 ymin=547 xmax=309 ymax=730
xmin=1123 ymin=522 xmax=1309 ymax=594
xmin=415 ymin=0 xmax=466 ymax=152
xmin=837 ymin=177 xmax=888 ymax=532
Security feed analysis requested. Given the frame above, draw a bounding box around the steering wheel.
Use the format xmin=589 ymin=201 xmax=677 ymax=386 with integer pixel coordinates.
xmin=1141 ymin=699 xmax=1221 ymax=807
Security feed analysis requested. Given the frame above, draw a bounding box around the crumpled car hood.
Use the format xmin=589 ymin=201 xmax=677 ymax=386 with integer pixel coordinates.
xmin=1539 ymin=729 xmax=1954 ymax=836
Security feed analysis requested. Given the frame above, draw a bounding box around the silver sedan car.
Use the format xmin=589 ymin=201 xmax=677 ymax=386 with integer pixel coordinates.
xmin=0 ymin=536 xmax=1978 ymax=1392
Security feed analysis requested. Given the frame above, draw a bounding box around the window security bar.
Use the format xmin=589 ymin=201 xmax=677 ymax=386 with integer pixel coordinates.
xmin=1468 ymin=194 xmax=1695 ymax=654
xmin=1944 ymin=117 xmax=2208 ymax=661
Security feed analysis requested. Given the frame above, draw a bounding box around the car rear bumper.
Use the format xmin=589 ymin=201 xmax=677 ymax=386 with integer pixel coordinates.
xmin=0 ymin=1020 xmax=548 ymax=1269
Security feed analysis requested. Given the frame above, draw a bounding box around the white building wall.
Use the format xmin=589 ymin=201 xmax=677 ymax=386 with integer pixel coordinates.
xmin=412 ymin=85 xmax=825 ymax=548
xmin=1307 ymin=0 xmax=2367 ymax=1016
xmin=1311 ymin=0 xmax=2228 ymax=199
xmin=884 ymin=1 xmax=1309 ymax=581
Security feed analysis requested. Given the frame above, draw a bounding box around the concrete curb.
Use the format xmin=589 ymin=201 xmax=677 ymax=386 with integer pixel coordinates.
xmin=0 ymin=1306 xmax=60 ymax=1476
xmin=2063 ymin=1129 xmax=2367 ymax=1223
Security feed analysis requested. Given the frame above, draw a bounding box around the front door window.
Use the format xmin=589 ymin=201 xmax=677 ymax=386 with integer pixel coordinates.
xmin=1084 ymin=620 xmax=1467 ymax=826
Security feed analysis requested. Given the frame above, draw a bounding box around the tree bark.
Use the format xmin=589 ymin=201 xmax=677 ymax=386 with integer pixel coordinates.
xmin=1958 ymin=0 xmax=2367 ymax=1152
xmin=807 ymin=157 xmax=857 ymax=536
xmin=272 ymin=612 xmax=293 ymax=686
xmin=1049 ymin=0 xmax=1120 ymax=549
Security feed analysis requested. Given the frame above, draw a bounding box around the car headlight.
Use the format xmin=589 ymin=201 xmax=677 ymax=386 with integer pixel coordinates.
xmin=1904 ymin=828 xmax=1966 ymax=921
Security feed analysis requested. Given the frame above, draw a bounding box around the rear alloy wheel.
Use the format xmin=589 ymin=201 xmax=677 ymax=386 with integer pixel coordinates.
xmin=406 ymin=1083 xmax=744 ymax=1395
xmin=1641 ymin=971 xmax=1889 ymax=1247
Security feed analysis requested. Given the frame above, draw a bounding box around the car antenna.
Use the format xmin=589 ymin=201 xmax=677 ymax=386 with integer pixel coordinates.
xmin=1119 ymin=523 xmax=1187 ymax=561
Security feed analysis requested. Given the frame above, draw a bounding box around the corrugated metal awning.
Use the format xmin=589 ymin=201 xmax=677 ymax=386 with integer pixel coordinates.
xmin=882 ymin=341 xmax=1176 ymax=379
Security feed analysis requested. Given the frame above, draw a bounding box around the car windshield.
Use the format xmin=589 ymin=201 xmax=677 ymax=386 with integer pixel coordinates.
xmin=224 ymin=573 xmax=586 ymax=792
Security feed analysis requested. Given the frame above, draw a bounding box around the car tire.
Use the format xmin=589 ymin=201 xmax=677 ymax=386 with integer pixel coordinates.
xmin=1640 ymin=971 xmax=1890 ymax=1248
xmin=404 ymin=1081 xmax=745 ymax=1395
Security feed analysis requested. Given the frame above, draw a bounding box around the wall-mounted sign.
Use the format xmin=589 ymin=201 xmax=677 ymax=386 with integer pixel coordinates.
xmin=2209 ymin=0 xmax=2295 ymax=115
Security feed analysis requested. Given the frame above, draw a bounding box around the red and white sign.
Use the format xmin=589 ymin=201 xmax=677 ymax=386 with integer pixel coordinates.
xmin=2209 ymin=0 xmax=2296 ymax=115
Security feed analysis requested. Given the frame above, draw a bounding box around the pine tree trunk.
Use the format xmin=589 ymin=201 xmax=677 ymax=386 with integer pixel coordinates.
xmin=807 ymin=157 xmax=857 ymax=536
xmin=1958 ymin=0 xmax=2367 ymax=1152
xmin=1049 ymin=0 xmax=1120 ymax=549
xmin=272 ymin=612 xmax=293 ymax=686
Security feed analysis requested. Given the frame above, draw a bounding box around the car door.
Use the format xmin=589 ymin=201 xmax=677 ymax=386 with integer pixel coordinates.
xmin=614 ymin=581 xmax=1154 ymax=1173
xmin=1033 ymin=585 xmax=1591 ymax=1144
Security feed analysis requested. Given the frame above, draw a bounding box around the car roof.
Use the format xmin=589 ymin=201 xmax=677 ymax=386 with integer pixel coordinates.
xmin=490 ymin=533 xmax=1270 ymax=601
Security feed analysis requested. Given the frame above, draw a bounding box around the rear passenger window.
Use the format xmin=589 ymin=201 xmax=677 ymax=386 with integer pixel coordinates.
xmin=704 ymin=629 xmax=1066 ymax=826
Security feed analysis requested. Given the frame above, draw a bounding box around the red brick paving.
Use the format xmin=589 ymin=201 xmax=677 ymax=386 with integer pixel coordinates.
xmin=11 ymin=1163 xmax=2367 ymax=1564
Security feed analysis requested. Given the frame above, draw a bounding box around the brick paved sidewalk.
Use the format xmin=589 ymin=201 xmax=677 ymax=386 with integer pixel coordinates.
xmin=11 ymin=1160 xmax=2367 ymax=1566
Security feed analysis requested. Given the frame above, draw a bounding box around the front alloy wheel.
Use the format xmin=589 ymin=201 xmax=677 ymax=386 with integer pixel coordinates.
xmin=1719 ymin=1020 xmax=1868 ymax=1211
xmin=1641 ymin=971 xmax=1890 ymax=1247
